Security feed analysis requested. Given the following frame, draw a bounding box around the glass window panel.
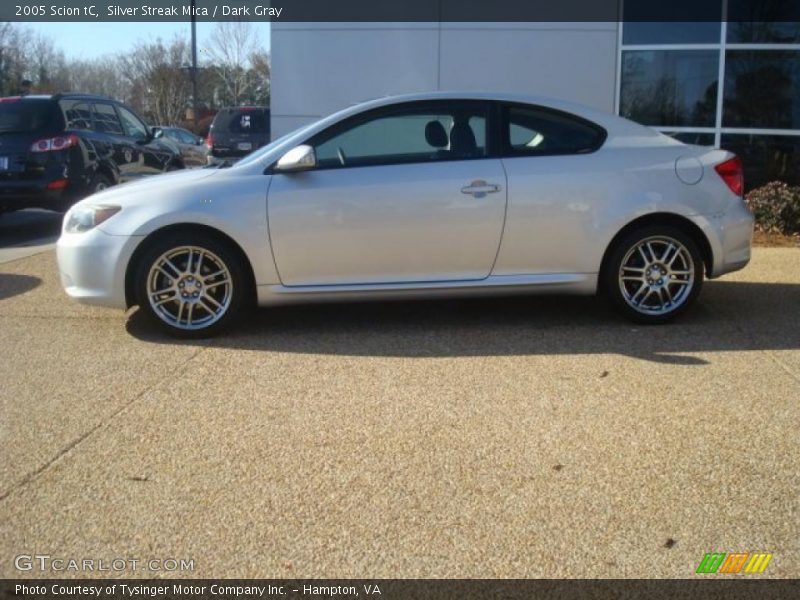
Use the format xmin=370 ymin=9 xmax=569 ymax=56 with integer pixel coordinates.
xmin=620 ymin=50 xmax=719 ymax=127
xmin=61 ymin=100 xmax=92 ymax=130
xmin=727 ymin=0 xmax=800 ymax=43
xmin=723 ymin=50 xmax=800 ymax=129
xmin=117 ymin=106 xmax=149 ymax=141
xmin=506 ymin=106 xmax=605 ymax=155
xmin=663 ymin=132 xmax=716 ymax=146
xmin=623 ymin=22 xmax=722 ymax=45
xmin=623 ymin=0 xmax=722 ymax=43
xmin=721 ymin=134 xmax=800 ymax=188
xmin=314 ymin=106 xmax=487 ymax=168
xmin=92 ymin=103 xmax=124 ymax=135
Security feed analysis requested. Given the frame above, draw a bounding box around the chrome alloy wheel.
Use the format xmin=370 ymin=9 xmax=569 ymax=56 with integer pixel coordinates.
xmin=618 ymin=236 xmax=695 ymax=316
xmin=146 ymin=246 xmax=232 ymax=330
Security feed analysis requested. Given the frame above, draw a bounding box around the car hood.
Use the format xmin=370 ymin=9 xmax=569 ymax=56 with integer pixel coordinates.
xmin=78 ymin=167 xmax=219 ymax=209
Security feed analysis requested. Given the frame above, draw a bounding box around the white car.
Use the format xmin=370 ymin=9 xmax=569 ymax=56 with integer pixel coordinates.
xmin=57 ymin=92 xmax=754 ymax=337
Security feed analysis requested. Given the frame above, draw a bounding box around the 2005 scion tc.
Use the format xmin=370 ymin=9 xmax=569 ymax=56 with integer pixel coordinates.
xmin=57 ymin=92 xmax=754 ymax=337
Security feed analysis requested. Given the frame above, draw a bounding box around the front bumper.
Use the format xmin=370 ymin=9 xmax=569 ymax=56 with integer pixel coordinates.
xmin=56 ymin=228 xmax=143 ymax=309
xmin=692 ymin=197 xmax=755 ymax=279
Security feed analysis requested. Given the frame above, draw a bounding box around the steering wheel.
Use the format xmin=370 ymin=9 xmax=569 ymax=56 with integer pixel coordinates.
xmin=337 ymin=147 xmax=347 ymax=166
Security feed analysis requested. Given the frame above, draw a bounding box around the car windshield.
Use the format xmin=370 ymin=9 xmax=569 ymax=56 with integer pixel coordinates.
xmin=0 ymin=99 xmax=57 ymax=134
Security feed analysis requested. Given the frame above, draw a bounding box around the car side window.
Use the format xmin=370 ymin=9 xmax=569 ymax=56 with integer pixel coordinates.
xmin=177 ymin=130 xmax=197 ymax=144
xmin=116 ymin=106 xmax=149 ymax=142
xmin=504 ymin=104 xmax=606 ymax=156
xmin=61 ymin=101 xmax=93 ymax=130
xmin=311 ymin=103 xmax=488 ymax=169
xmin=92 ymin=103 xmax=124 ymax=135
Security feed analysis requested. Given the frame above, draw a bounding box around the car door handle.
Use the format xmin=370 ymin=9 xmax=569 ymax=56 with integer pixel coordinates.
xmin=461 ymin=180 xmax=501 ymax=196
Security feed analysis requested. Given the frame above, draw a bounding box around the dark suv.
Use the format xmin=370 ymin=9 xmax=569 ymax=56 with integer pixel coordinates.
xmin=0 ymin=93 xmax=183 ymax=213
xmin=206 ymin=106 xmax=270 ymax=162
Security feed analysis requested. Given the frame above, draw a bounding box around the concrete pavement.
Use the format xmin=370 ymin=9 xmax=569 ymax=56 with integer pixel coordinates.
xmin=0 ymin=228 xmax=798 ymax=578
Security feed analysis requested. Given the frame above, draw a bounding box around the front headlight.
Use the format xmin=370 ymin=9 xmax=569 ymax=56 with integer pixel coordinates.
xmin=64 ymin=205 xmax=121 ymax=233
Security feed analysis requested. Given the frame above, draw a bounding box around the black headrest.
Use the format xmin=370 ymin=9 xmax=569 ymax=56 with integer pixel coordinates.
xmin=425 ymin=120 xmax=448 ymax=148
xmin=450 ymin=121 xmax=477 ymax=155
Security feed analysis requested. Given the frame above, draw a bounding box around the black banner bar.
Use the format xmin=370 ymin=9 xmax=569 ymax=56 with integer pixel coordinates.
xmin=2 ymin=579 xmax=800 ymax=600
xmin=4 ymin=0 xmax=800 ymax=22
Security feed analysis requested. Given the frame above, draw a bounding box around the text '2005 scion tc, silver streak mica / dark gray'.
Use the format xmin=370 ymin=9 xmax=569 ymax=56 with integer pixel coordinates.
xmin=56 ymin=92 xmax=754 ymax=337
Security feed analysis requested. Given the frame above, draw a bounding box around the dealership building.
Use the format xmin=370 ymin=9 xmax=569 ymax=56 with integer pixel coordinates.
xmin=271 ymin=7 xmax=799 ymax=189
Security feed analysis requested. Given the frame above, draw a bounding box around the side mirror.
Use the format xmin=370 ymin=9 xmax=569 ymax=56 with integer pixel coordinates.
xmin=274 ymin=145 xmax=316 ymax=172
xmin=196 ymin=137 xmax=205 ymax=145
xmin=151 ymin=126 xmax=163 ymax=139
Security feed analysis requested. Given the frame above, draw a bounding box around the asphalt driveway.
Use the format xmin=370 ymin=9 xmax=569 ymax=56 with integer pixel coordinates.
xmin=1 ymin=213 xmax=798 ymax=578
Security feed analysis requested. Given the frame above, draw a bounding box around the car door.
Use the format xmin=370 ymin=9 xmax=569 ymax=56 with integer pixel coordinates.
xmin=175 ymin=128 xmax=205 ymax=167
xmin=491 ymin=102 xmax=609 ymax=276
xmin=91 ymin=102 xmax=137 ymax=182
xmin=163 ymin=128 xmax=191 ymax=163
xmin=267 ymin=100 xmax=507 ymax=286
xmin=115 ymin=104 xmax=169 ymax=176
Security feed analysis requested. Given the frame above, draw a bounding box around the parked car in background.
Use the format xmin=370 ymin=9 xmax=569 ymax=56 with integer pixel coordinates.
xmin=57 ymin=92 xmax=753 ymax=336
xmin=157 ymin=126 xmax=209 ymax=168
xmin=206 ymin=106 xmax=270 ymax=163
xmin=0 ymin=93 xmax=183 ymax=214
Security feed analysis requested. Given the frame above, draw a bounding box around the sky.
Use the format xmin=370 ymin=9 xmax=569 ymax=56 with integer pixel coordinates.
xmin=25 ymin=22 xmax=271 ymax=60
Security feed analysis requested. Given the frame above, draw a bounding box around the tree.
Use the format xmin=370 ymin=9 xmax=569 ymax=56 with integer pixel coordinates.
xmin=0 ymin=23 xmax=32 ymax=96
xmin=204 ymin=22 xmax=269 ymax=106
xmin=119 ymin=36 xmax=192 ymax=125
xmin=66 ymin=57 xmax=129 ymax=101
xmin=29 ymin=34 xmax=70 ymax=94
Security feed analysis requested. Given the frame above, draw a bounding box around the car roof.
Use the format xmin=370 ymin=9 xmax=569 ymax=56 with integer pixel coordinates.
xmin=216 ymin=106 xmax=269 ymax=112
xmin=2 ymin=93 xmax=119 ymax=102
xmin=333 ymin=91 xmax=660 ymax=140
xmin=353 ymin=91 xmax=602 ymax=118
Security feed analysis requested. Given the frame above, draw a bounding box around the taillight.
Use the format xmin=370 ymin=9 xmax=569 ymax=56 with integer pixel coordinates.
xmin=714 ymin=156 xmax=744 ymax=197
xmin=46 ymin=178 xmax=69 ymax=190
xmin=205 ymin=133 xmax=214 ymax=147
xmin=30 ymin=134 xmax=79 ymax=153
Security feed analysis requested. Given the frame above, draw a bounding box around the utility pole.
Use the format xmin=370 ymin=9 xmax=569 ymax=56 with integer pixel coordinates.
xmin=190 ymin=0 xmax=199 ymax=132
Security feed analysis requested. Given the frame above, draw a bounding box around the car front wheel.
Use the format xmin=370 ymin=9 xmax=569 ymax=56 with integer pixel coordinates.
xmin=134 ymin=233 xmax=246 ymax=337
xmin=605 ymin=226 xmax=704 ymax=324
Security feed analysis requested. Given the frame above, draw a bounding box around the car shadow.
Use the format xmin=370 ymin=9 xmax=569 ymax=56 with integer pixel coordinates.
xmin=125 ymin=280 xmax=800 ymax=365
xmin=0 ymin=210 xmax=62 ymax=248
xmin=0 ymin=273 xmax=42 ymax=301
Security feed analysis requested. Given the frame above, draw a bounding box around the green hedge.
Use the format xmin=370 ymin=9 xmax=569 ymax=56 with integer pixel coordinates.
xmin=745 ymin=181 xmax=800 ymax=235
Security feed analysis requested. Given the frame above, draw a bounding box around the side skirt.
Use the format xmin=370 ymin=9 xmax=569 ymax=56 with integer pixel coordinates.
xmin=256 ymin=273 xmax=598 ymax=306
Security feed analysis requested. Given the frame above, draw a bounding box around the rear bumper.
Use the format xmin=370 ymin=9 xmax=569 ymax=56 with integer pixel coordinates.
xmin=57 ymin=228 xmax=142 ymax=309
xmin=0 ymin=179 xmax=71 ymax=211
xmin=210 ymin=147 xmax=250 ymax=159
xmin=692 ymin=198 xmax=755 ymax=279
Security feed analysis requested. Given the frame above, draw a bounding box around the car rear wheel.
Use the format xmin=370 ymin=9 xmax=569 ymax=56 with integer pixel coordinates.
xmin=89 ymin=173 xmax=112 ymax=194
xmin=134 ymin=233 xmax=246 ymax=337
xmin=605 ymin=226 xmax=704 ymax=324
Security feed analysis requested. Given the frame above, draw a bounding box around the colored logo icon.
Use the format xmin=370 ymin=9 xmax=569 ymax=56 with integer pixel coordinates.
xmin=696 ymin=552 xmax=773 ymax=574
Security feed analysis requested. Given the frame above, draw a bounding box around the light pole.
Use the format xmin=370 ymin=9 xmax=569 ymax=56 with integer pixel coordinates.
xmin=190 ymin=0 xmax=199 ymax=132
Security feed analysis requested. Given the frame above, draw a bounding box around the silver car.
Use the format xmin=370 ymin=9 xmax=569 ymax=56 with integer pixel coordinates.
xmin=56 ymin=92 xmax=754 ymax=337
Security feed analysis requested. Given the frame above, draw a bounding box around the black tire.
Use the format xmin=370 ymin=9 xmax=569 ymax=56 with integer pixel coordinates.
xmin=604 ymin=225 xmax=704 ymax=324
xmin=89 ymin=172 xmax=113 ymax=195
xmin=134 ymin=232 xmax=247 ymax=338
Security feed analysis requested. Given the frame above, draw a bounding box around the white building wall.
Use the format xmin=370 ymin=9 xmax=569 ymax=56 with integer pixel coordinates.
xmin=271 ymin=22 xmax=620 ymax=138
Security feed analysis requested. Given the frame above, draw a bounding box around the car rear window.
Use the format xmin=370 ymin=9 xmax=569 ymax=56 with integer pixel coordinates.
xmin=504 ymin=104 xmax=606 ymax=156
xmin=0 ymin=99 xmax=60 ymax=134
xmin=212 ymin=108 xmax=269 ymax=133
